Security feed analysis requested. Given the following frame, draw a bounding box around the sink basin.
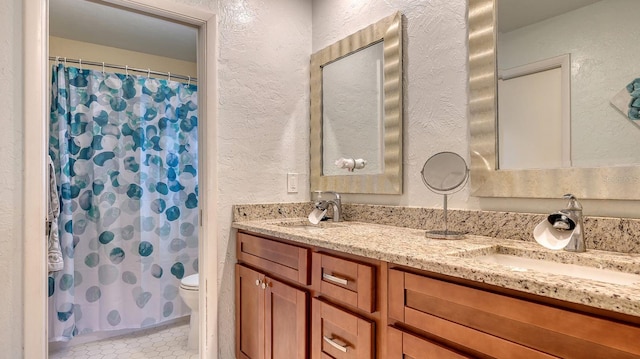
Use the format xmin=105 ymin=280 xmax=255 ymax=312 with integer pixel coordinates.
xmin=469 ymin=247 xmax=640 ymax=286
xmin=273 ymin=220 xmax=347 ymax=230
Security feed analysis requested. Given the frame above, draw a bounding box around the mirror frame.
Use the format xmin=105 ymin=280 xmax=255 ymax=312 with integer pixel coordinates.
xmin=310 ymin=12 xmax=403 ymax=194
xmin=468 ymin=0 xmax=640 ymax=200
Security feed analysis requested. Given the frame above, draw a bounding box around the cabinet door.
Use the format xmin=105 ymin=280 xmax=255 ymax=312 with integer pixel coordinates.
xmin=387 ymin=327 xmax=472 ymax=359
xmin=265 ymin=276 xmax=308 ymax=359
xmin=236 ymin=264 xmax=265 ymax=359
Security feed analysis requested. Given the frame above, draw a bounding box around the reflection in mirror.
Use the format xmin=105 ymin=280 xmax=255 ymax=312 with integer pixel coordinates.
xmin=497 ymin=0 xmax=640 ymax=168
xmin=468 ymin=0 xmax=640 ymax=199
xmin=310 ymin=12 xmax=403 ymax=194
xmin=498 ymin=55 xmax=570 ymax=170
xmin=322 ymin=42 xmax=384 ymax=176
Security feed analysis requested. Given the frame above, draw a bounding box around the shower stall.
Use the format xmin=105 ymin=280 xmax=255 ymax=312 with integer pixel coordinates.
xmin=47 ymin=61 xmax=199 ymax=341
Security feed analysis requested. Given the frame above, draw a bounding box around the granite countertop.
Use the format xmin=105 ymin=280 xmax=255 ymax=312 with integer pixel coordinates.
xmin=232 ymin=218 xmax=640 ymax=318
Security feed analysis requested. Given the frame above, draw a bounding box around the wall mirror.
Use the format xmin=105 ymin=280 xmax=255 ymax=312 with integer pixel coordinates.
xmin=310 ymin=12 xmax=403 ymax=194
xmin=468 ymin=0 xmax=640 ymax=199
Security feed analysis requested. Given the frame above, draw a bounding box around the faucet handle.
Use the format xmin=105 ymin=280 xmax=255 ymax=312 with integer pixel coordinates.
xmin=562 ymin=193 xmax=582 ymax=210
xmin=313 ymin=190 xmax=341 ymax=201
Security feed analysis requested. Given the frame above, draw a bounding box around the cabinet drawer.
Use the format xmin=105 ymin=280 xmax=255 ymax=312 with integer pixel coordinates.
xmin=387 ymin=326 xmax=472 ymax=359
xmin=389 ymin=269 xmax=640 ymax=359
xmin=311 ymin=298 xmax=374 ymax=359
xmin=237 ymin=232 xmax=310 ymax=285
xmin=312 ymin=252 xmax=375 ymax=312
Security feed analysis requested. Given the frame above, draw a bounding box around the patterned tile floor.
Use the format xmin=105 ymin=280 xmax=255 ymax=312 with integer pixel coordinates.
xmin=49 ymin=322 xmax=198 ymax=359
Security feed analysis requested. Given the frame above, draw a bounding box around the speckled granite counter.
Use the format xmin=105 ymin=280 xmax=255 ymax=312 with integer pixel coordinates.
xmin=232 ymin=217 xmax=640 ymax=318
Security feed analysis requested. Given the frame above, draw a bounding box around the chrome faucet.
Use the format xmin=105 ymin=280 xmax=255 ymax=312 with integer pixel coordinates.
xmin=548 ymin=194 xmax=586 ymax=252
xmin=314 ymin=191 xmax=342 ymax=222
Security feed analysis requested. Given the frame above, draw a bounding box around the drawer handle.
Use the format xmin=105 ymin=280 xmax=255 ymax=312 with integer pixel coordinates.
xmin=323 ymin=336 xmax=348 ymax=353
xmin=322 ymin=272 xmax=348 ymax=286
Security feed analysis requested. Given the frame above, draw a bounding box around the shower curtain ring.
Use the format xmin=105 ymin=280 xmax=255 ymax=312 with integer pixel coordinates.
xmin=79 ymin=59 xmax=82 ymax=71
xmin=148 ymin=68 xmax=151 ymax=77
xmin=188 ymin=76 xmax=191 ymax=86
xmin=168 ymin=72 xmax=171 ymax=81
xmin=102 ymin=62 xmax=105 ymax=75
xmin=64 ymin=57 xmax=67 ymax=66
xmin=125 ymin=65 xmax=129 ymax=76
xmin=55 ymin=56 xmax=60 ymax=66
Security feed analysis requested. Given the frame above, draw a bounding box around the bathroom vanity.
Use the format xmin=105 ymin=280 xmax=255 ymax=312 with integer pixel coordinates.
xmin=233 ymin=217 xmax=640 ymax=358
xmin=235 ymin=230 xmax=386 ymax=358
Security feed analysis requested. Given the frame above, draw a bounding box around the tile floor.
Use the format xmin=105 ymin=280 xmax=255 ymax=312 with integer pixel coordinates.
xmin=49 ymin=321 xmax=198 ymax=359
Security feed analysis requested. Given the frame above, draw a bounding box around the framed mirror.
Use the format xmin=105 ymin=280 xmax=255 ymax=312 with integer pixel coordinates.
xmin=468 ymin=0 xmax=640 ymax=199
xmin=310 ymin=12 xmax=403 ymax=194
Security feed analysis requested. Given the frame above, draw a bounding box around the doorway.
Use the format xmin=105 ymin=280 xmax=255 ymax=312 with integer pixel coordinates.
xmin=23 ymin=1 xmax=218 ymax=358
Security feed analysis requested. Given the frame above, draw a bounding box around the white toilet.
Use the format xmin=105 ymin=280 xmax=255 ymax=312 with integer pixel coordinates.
xmin=179 ymin=273 xmax=199 ymax=350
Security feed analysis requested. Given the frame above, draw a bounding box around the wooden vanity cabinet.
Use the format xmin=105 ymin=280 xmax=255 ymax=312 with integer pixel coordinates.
xmin=236 ymin=233 xmax=311 ymax=359
xmin=311 ymin=298 xmax=374 ymax=358
xmin=310 ymin=252 xmax=382 ymax=358
xmin=235 ymin=231 xmax=385 ymax=358
xmin=236 ymin=230 xmax=640 ymax=359
xmin=388 ymin=268 xmax=640 ymax=359
xmin=311 ymin=252 xmax=376 ymax=313
xmin=387 ymin=326 xmax=472 ymax=359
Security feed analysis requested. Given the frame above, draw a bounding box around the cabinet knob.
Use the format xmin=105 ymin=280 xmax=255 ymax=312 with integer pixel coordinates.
xmin=255 ymin=279 xmax=261 ymax=287
xmin=261 ymin=281 xmax=267 ymax=289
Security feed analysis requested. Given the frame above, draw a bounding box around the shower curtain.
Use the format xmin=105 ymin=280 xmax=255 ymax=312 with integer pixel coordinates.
xmin=48 ymin=64 xmax=199 ymax=341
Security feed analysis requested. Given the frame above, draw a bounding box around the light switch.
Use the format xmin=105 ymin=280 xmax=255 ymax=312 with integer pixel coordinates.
xmin=287 ymin=173 xmax=298 ymax=193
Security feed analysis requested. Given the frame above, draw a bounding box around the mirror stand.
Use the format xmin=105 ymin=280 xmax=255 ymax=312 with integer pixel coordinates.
xmin=421 ymin=152 xmax=469 ymax=240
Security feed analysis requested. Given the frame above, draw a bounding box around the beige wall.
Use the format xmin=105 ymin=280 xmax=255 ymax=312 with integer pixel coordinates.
xmin=1 ymin=0 xmax=24 ymax=357
xmin=49 ymin=36 xmax=197 ymax=80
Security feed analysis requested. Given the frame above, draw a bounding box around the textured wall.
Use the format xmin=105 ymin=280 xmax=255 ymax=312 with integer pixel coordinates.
xmin=216 ymin=0 xmax=312 ymax=357
xmin=313 ymin=0 xmax=473 ymax=209
xmin=311 ymin=0 xmax=640 ymax=217
xmin=499 ymin=0 xmax=640 ymax=168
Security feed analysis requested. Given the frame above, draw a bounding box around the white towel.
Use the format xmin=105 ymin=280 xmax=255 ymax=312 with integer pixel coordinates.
xmin=47 ymin=156 xmax=63 ymax=273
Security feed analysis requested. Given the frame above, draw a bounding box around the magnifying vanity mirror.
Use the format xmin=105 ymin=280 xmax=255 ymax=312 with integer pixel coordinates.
xmin=468 ymin=0 xmax=640 ymax=199
xmin=421 ymin=152 xmax=469 ymax=240
xmin=310 ymin=12 xmax=403 ymax=194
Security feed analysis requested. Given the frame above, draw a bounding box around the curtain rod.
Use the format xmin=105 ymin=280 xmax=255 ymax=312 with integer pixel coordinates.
xmin=48 ymin=56 xmax=197 ymax=83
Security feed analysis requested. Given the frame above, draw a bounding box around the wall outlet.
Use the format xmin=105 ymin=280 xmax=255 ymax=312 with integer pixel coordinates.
xmin=287 ymin=173 xmax=298 ymax=193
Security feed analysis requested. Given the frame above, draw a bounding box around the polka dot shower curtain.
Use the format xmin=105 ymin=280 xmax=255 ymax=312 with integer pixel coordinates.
xmin=47 ymin=64 xmax=199 ymax=341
